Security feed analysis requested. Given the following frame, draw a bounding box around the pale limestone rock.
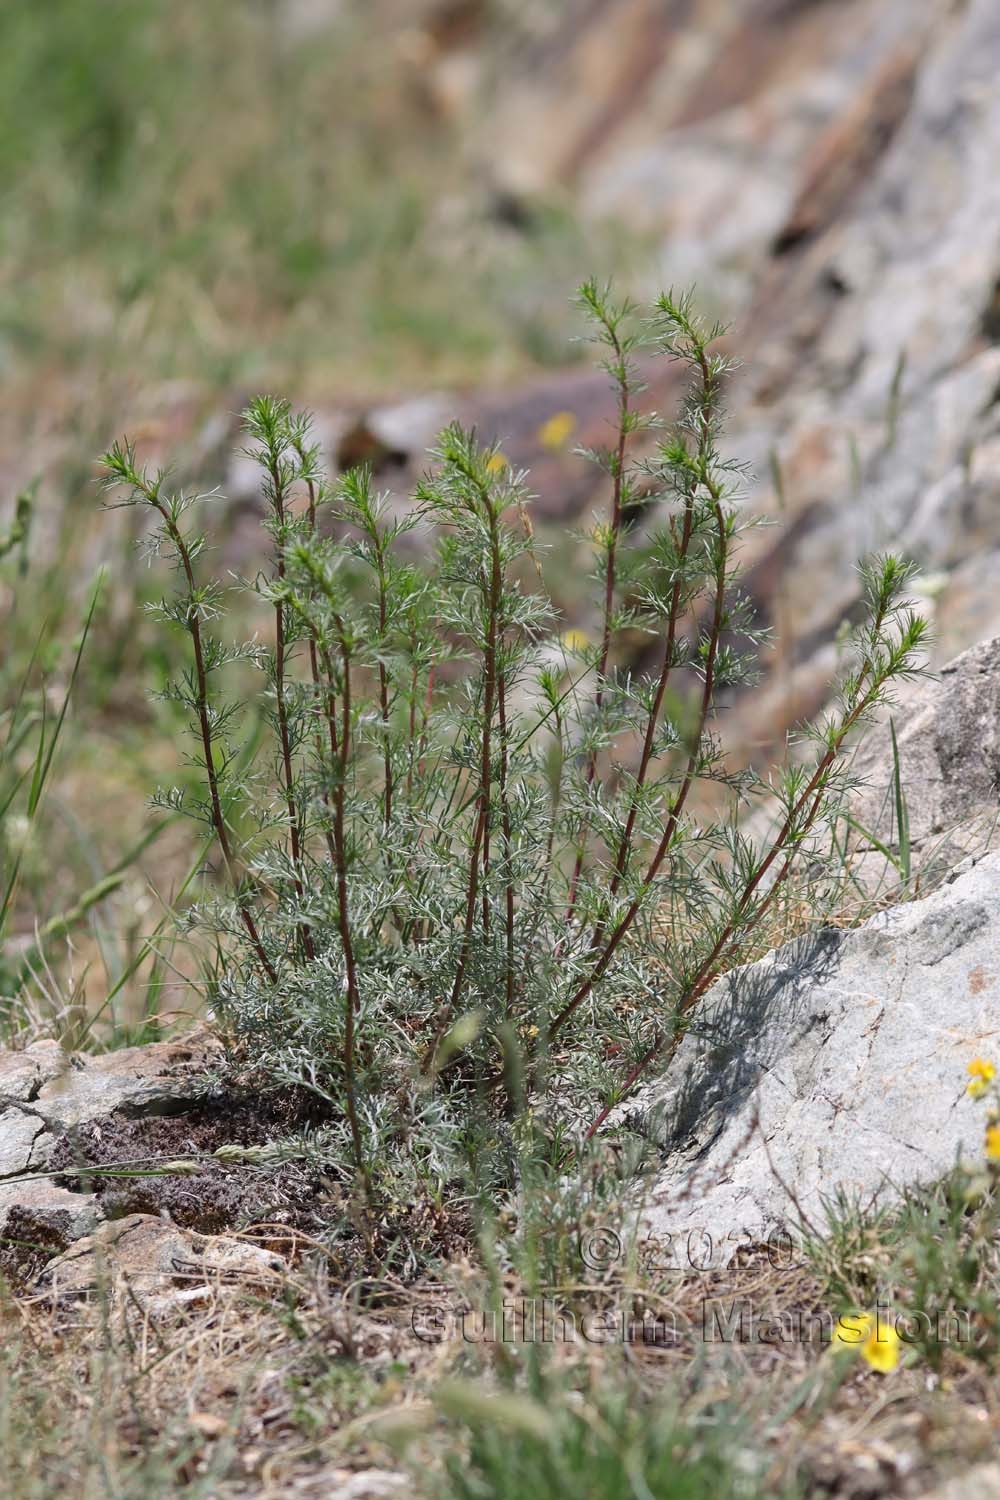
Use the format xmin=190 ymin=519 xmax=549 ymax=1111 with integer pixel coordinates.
xmin=628 ymin=851 xmax=1000 ymax=1264
xmin=37 ymin=1212 xmax=286 ymax=1311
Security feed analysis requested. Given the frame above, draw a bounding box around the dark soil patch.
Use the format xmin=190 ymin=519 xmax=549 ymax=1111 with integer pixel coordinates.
xmin=45 ymin=1091 xmax=341 ymax=1243
xmin=39 ymin=1088 xmax=473 ymax=1281
xmin=0 ymin=1206 xmax=76 ymax=1287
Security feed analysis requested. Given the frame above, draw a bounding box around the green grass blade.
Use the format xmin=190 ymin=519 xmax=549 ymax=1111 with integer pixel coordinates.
xmin=890 ymin=718 xmax=911 ymax=885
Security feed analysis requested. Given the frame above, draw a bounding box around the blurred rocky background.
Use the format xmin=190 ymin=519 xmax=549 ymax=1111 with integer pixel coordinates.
xmin=332 ymin=0 xmax=1000 ymax=761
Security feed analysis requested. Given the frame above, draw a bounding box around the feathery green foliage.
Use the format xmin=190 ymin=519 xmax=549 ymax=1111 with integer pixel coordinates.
xmin=101 ymin=284 xmax=929 ymax=1202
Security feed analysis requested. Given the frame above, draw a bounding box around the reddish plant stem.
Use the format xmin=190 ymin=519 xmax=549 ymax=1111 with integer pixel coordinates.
xmin=548 ymin=493 xmax=728 ymax=1042
xmin=370 ymin=536 xmax=393 ymax=831
xmin=462 ymin=520 xmax=501 ymax=971
xmin=400 ymin=659 xmax=440 ymax=951
xmin=302 ymin=478 xmax=338 ymax=871
xmin=606 ymin=494 xmax=696 ymax=904
xmin=148 ymin=497 xmax=276 ymax=984
xmin=318 ymin=628 xmax=369 ymax=1193
xmin=596 ymin=337 xmax=718 ymax=939
xmin=424 ymin=482 xmax=504 ymax=1066
xmin=269 ymin=458 xmax=314 ymax=961
xmin=582 ymin=638 xmax=890 ymax=1138
xmin=481 ymin=824 xmax=491 ymax=936
xmin=564 ymin=328 xmax=632 ymax=924
xmin=406 ymin=658 xmax=419 ymax=798
xmin=420 ymin=769 xmax=488 ymax=1072
xmin=497 ymin=667 xmax=515 ymax=1015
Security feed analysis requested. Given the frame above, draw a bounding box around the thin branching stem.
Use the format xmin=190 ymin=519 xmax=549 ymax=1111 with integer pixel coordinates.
xmin=373 ymin=540 xmax=393 ymax=830
xmin=268 ymin=452 xmax=315 ymax=961
xmin=606 ymin=495 xmax=694 ymax=902
xmin=565 ymin=305 xmax=633 ymax=925
xmin=138 ymin=479 xmax=276 ymax=984
xmin=315 ymin=622 xmax=369 ymax=1193
xmin=497 ymin=666 xmax=515 ymax=1016
xmin=331 ymin=627 xmax=368 ymax=1191
xmin=544 ymin=699 xmax=565 ymax=874
xmin=302 ymin=474 xmax=338 ymax=870
xmin=582 ymin=613 xmax=909 ymax=1136
xmin=551 ymin=488 xmax=728 ymax=1039
xmin=604 ymin=332 xmax=722 ymax=905
xmin=456 ymin=484 xmax=502 ymax=992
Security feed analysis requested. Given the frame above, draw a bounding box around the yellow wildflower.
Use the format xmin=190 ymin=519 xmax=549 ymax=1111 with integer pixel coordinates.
xmin=537 ymin=410 xmax=577 ymax=451
xmin=861 ymin=1320 xmax=901 ymax=1373
xmin=560 ymin=628 xmax=590 ymax=654
xmin=967 ymin=1058 xmax=996 ymax=1098
xmin=985 ymin=1125 xmax=1000 ymax=1161
xmin=833 ymin=1312 xmax=901 ymax=1373
xmin=485 ymin=451 xmax=510 ymax=474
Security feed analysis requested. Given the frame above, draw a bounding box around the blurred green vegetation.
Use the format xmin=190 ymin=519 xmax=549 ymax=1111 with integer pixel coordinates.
xmin=0 ymin=0 xmax=630 ymax=391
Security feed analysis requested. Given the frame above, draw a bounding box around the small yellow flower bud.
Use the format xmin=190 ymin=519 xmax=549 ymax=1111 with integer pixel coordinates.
xmin=537 ymin=411 xmax=577 ymax=451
